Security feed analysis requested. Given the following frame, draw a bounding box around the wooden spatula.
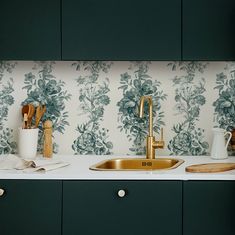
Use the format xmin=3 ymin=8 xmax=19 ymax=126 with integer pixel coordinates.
xmin=34 ymin=105 xmax=46 ymax=128
xmin=186 ymin=163 xmax=235 ymax=173
xmin=27 ymin=104 xmax=35 ymax=128
xmin=21 ymin=104 xmax=35 ymax=128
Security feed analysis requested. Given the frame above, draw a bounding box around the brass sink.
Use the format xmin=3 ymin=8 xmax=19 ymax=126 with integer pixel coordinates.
xmin=89 ymin=158 xmax=184 ymax=171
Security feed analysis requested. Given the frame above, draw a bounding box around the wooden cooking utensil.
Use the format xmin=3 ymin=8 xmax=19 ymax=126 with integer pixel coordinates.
xmin=22 ymin=113 xmax=28 ymax=129
xmin=21 ymin=104 xmax=35 ymax=128
xmin=35 ymin=105 xmax=46 ymax=128
xmin=22 ymin=104 xmax=29 ymax=116
xmin=22 ymin=105 xmax=29 ymax=129
xmin=185 ymin=163 xmax=235 ymax=173
xmin=27 ymin=104 xmax=35 ymax=129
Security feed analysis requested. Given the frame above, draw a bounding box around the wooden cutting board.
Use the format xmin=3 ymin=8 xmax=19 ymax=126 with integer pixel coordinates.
xmin=185 ymin=163 xmax=235 ymax=173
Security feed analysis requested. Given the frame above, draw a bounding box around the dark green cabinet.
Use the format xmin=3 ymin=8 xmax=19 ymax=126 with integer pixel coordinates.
xmin=183 ymin=0 xmax=235 ymax=60
xmin=1 ymin=0 xmax=235 ymax=60
xmin=63 ymin=180 xmax=182 ymax=235
xmin=0 ymin=179 xmax=234 ymax=235
xmin=0 ymin=180 xmax=62 ymax=235
xmin=0 ymin=0 xmax=61 ymax=60
xmin=183 ymin=181 xmax=235 ymax=235
xmin=62 ymin=0 xmax=181 ymax=60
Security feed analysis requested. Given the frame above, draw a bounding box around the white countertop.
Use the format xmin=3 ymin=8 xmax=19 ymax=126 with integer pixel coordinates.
xmin=0 ymin=155 xmax=235 ymax=180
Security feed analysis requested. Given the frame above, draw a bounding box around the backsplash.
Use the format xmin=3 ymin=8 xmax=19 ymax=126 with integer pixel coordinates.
xmin=0 ymin=61 xmax=235 ymax=156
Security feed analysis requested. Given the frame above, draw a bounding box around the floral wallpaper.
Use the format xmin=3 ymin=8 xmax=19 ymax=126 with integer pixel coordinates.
xmin=117 ymin=62 xmax=166 ymax=155
xmin=22 ymin=62 xmax=71 ymax=153
xmin=72 ymin=61 xmax=113 ymax=155
xmin=168 ymin=62 xmax=209 ymax=156
xmin=0 ymin=61 xmax=17 ymax=154
xmin=213 ymin=62 xmax=235 ymax=131
xmin=0 ymin=61 xmax=234 ymax=156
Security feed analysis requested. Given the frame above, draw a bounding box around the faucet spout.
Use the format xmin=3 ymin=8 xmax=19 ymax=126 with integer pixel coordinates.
xmin=139 ymin=96 xmax=164 ymax=159
xmin=139 ymin=96 xmax=153 ymax=137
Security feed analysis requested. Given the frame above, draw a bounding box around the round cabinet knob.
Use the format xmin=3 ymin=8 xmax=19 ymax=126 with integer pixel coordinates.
xmin=117 ymin=189 xmax=126 ymax=198
xmin=0 ymin=188 xmax=5 ymax=197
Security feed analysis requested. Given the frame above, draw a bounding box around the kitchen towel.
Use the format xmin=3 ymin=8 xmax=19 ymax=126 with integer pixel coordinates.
xmin=0 ymin=154 xmax=70 ymax=172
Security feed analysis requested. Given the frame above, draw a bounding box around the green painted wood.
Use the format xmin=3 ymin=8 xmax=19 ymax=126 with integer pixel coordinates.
xmin=184 ymin=181 xmax=235 ymax=235
xmin=0 ymin=180 xmax=62 ymax=235
xmin=62 ymin=0 xmax=181 ymax=60
xmin=183 ymin=0 xmax=235 ymax=60
xmin=0 ymin=0 xmax=61 ymax=60
xmin=63 ymin=180 xmax=182 ymax=235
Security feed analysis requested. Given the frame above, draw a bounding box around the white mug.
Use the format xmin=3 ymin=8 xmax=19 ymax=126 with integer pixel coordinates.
xmin=211 ymin=128 xmax=232 ymax=160
xmin=18 ymin=128 xmax=39 ymax=159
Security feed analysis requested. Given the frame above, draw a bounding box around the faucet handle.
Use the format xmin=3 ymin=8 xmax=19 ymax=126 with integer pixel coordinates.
xmin=155 ymin=128 xmax=164 ymax=149
xmin=160 ymin=128 xmax=164 ymax=141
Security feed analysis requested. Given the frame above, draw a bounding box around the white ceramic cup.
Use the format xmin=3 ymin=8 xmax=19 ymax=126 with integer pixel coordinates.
xmin=18 ymin=128 xmax=39 ymax=159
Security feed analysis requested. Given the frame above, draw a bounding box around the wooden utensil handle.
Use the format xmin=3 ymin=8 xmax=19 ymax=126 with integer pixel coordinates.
xmin=22 ymin=113 xmax=28 ymax=129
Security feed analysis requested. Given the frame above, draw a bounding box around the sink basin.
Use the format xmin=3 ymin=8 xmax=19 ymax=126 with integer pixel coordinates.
xmin=89 ymin=158 xmax=184 ymax=171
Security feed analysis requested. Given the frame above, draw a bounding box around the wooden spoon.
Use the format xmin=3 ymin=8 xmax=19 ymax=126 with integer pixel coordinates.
xmin=34 ymin=105 xmax=46 ymax=128
xmin=22 ymin=105 xmax=29 ymax=129
xmin=27 ymin=104 xmax=35 ymax=129
xmin=22 ymin=104 xmax=35 ymax=128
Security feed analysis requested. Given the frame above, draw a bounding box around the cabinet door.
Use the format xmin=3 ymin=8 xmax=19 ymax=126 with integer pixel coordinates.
xmin=183 ymin=0 xmax=235 ymax=60
xmin=184 ymin=181 xmax=235 ymax=235
xmin=0 ymin=0 xmax=61 ymax=60
xmin=62 ymin=0 xmax=181 ymax=60
xmin=63 ymin=180 xmax=182 ymax=235
xmin=0 ymin=180 xmax=62 ymax=235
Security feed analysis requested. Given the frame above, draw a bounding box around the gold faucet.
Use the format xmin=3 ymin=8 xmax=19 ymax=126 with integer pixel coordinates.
xmin=139 ymin=96 xmax=164 ymax=159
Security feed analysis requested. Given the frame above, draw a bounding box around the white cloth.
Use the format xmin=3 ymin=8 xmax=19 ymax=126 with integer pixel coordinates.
xmin=0 ymin=154 xmax=70 ymax=172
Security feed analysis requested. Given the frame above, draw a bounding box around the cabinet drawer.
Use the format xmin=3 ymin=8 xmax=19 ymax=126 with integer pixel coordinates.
xmin=63 ymin=180 xmax=182 ymax=235
xmin=0 ymin=180 xmax=62 ymax=235
xmin=184 ymin=181 xmax=235 ymax=235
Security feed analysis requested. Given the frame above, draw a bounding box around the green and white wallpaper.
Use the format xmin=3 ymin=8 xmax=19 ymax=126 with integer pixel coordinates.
xmin=0 ymin=61 xmax=235 ymax=156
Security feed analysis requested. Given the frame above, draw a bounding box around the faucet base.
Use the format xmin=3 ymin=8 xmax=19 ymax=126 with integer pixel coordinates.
xmin=146 ymin=136 xmax=156 ymax=159
xmin=146 ymin=136 xmax=165 ymax=159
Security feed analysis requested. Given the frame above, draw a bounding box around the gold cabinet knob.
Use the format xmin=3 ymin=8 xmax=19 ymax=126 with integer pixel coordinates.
xmin=117 ymin=189 xmax=126 ymax=198
xmin=0 ymin=188 xmax=5 ymax=197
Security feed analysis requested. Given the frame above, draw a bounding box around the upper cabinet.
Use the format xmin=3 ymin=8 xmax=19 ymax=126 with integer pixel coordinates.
xmin=0 ymin=0 xmax=61 ymax=60
xmin=61 ymin=0 xmax=181 ymax=60
xmin=183 ymin=0 xmax=235 ymax=60
xmin=1 ymin=0 xmax=235 ymax=60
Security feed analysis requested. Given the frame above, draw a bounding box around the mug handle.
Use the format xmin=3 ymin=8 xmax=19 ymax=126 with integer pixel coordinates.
xmin=224 ymin=131 xmax=232 ymax=149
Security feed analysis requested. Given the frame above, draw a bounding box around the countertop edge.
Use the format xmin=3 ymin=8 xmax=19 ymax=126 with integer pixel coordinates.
xmin=0 ymin=154 xmax=235 ymax=180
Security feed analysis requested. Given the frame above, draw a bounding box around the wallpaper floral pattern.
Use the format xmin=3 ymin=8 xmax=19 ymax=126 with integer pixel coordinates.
xmin=117 ymin=62 xmax=166 ymax=155
xmin=72 ymin=61 xmax=113 ymax=155
xmin=0 ymin=61 xmax=17 ymax=154
xmin=0 ymin=61 xmax=234 ymax=156
xmin=22 ymin=62 xmax=71 ymax=153
xmin=168 ymin=62 xmax=209 ymax=155
xmin=213 ymin=62 xmax=235 ymax=131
